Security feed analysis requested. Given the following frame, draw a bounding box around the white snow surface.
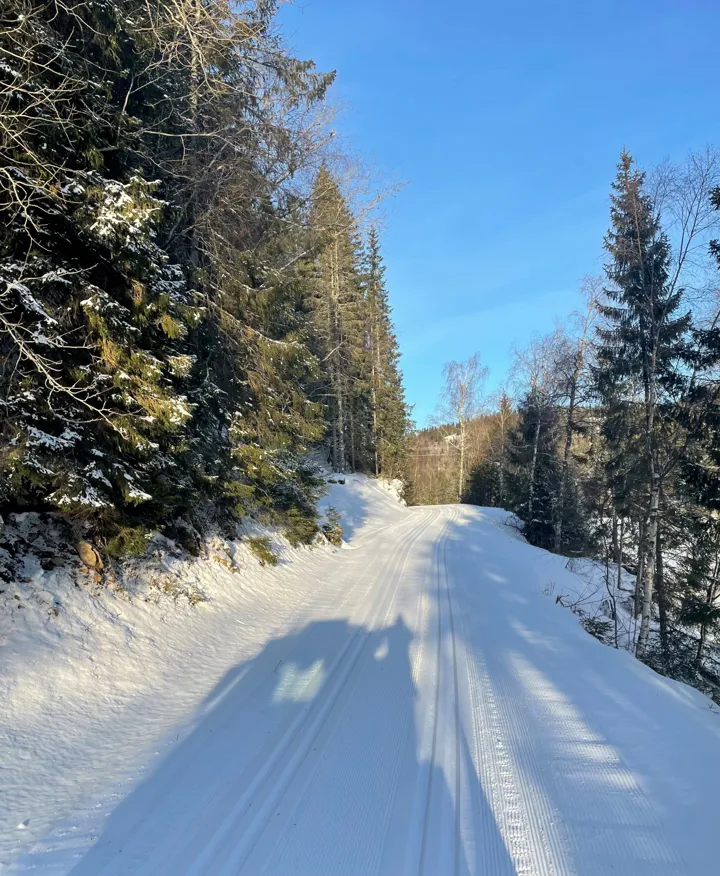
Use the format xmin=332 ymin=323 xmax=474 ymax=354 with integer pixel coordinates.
xmin=3 ymin=478 xmax=720 ymax=874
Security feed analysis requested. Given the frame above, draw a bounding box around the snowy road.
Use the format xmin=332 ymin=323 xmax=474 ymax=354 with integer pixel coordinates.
xmin=6 ymin=488 xmax=720 ymax=874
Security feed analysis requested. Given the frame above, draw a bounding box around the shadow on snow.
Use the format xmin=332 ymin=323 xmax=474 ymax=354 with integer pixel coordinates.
xmin=59 ymin=611 xmax=493 ymax=874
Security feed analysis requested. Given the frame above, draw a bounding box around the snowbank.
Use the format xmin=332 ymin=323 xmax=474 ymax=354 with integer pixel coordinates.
xmin=1 ymin=478 xmax=388 ymax=868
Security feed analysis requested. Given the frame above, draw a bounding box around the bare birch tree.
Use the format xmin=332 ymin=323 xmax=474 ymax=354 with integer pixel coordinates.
xmin=435 ymin=354 xmax=488 ymax=501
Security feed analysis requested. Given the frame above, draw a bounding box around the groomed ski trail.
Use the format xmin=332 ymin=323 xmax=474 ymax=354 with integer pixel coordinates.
xmin=6 ymin=492 xmax=720 ymax=875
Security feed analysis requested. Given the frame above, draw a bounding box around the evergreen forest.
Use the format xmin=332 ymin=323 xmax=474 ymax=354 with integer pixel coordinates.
xmin=5 ymin=0 xmax=720 ymax=701
xmin=407 ymin=149 xmax=720 ymax=693
xmin=0 ymin=0 xmax=409 ymax=554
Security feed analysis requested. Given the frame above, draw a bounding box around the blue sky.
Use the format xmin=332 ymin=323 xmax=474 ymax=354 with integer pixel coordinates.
xmin=280 ymin=0 xmax=720 ymax=426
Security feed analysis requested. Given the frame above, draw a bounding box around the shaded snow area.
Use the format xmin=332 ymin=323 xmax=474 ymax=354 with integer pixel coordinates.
xmin=3 ymin=481 xmax=720 ymax=874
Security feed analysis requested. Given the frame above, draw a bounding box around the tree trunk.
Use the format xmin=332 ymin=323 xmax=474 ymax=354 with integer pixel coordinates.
xmin=611 ymin=509 xmax=619 ymax=566
xmin=457 ymin=419 xmax=466 ymax=502
xmin=328 ymin=237 xmax=345 ymax=473
xmin=369 ymin=290 xmax=381 ymax=477
xmin=331 ymin=416 xmax=339 ymax=472
xmin=185 ymin=0 xmax=203 ymax=272
xmin=634 ymin=518 xmax=645 ymax=618
xmin=655 ymin=522 xmax=669 ymax=663
xmin=334 ymin=371 xmax=346 ymax=473
xmin=617 ymin=516 xmax=624 ymax=597
xmin=555 ymin=356 xmax=580 ymax=552
xmin=528 ymin=414 xmax=542 ymax=518
xmin=348 ymin=397 xmax=356 ymax=473
xmin=498 ymin=416 xmax=505 ymax=506
xmin=371 ymin=385 xmax=379 ymax=477
xmin=697 ymin=555 xmax=719 ymax=665
xmin=637 ymin=313 xmax=660 ymax=656
xmin=637 ymin=472 xmax=660 ymax=657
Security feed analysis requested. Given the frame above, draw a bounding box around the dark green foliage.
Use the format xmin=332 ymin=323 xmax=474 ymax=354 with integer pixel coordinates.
xmin=593 ymin=151 xmax=697 ymax=658
xmin=363 ymin=229 xmax=410 ymax=478
xmin=506 ymin=393 xmax=589 ymax=553
xmin=284 ymin=507 xmax=320 ymax=548
xmin=465 ymin=459 xmax=501 ymax=507
xmin=580 ymin=615 xmax=615 ymax=645
xmin=0 ymin=0 xmax=200 ymax=528
xmin=246 ymin=536 xmax=279 ymax=567
xmin=597 ymin=152 xmax=688 ymax=402
xmin=304 ymin=173 xmax=409 ymax=477
xmin=105 ymin=527 xmax=151 ymax=559
xmin=0 ymin=0 xmax=408 ymax=552
xmin=460 ymin=399 xmax=515 ymax=509
xmin=506 ymin=393 xmax=560 ymax=549
xmin=596 ymin=152 xmax=691 ymax=505
xmin=321 ymin=506 xmax=344 ymax=546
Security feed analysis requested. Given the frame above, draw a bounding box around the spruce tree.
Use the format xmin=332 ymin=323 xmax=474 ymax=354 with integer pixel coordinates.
xmin=0 ymin=0 xmax=200 ymax=530
xmin=0 ymin=0 xmax=336 ymax=546
xmin=304 ymin=168 xmax=368 ymax=473
xmin=465 ymin=394 xmax=515 ymax=508
xmin=596 ymin=151 xmax=691 ymax=656
xmin=1 ymin=0 xmax=409 ymax=556
xmin=364 ymin=228 xmax=409 ymax=478
xmin=507 ymin=392 xmax=562 ymax=550
xmin=669 ymin=184 xmax=720 ymax=670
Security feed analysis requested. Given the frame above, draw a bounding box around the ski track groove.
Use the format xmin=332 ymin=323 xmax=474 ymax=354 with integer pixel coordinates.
xmin=15 ymin=543 xmax=352 ymax=874
xmin=453 ymin=506 xmax=686 ymax=876
xmin=21 ymin=535 xmax=398 ymax=874
xmin=59 ymin=508 xmax=437 ymax=876
xmin=251 ymin=513 xmax=439 ymax=876
xmin=400 ymin=514 xmax=449 ymax=876
xmin=444 ymin=511 xmax=463 ymax=876
xmin=453 ymin=507 xmax=568 ymax=876
xmin=182 ymin=508 xmax=441 ymax=876
xmin=9 ymin=499 xmax=720 ymax=876
xmin=459 ymin=585 xmax=559 ymax=875
xmin=417 ymin=518 xmax=447 ymax=876
xmin=501 ymin=650 xmax=686 ymax=875
xmin=417 ymin=509 xmax=461 ymax=876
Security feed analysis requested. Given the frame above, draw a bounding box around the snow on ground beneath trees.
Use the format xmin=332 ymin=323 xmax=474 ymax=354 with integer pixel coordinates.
xmin=0 ymin=475 xmax=406 ymax=870
xmin=2 ymin=478 xmax=720 ymax=875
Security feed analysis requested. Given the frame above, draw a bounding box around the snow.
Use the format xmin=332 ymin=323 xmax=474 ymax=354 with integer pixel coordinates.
xmin=48 ymin=481 xmax=111 ymax=509
xmin=85 ymin=465 xmax=113 ymax=489
xmin=2 ymin=482 xmax=720 ymax=874
xmin=23 ymin=427 xmax=78 ymax=450
xmin=6 ymin=283 xmax=57 ymax=326
xmin=124 ymin=483 xmax=153 ymax=503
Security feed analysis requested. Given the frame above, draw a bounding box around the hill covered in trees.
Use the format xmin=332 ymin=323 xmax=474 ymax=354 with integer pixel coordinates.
xmin=407 ymin=149 xmax=720 ymax=696
xmin=0 ymin=0 xmax=409 ymax=558
xmin=5 ymin=0 xmax=720 ymax=708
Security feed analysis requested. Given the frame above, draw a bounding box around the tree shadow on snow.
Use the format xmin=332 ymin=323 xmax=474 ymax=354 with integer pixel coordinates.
xmin=53 ymin=612 xmax=500 ymax=875
xmin=318 ymin=476 xmax=389 ymax=543
xmin=441 ymin=509 xmax=718 ymax=876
